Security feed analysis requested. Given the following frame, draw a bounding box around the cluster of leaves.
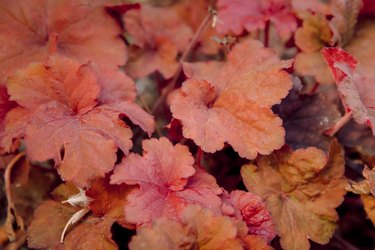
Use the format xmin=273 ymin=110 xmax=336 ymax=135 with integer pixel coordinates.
xmin=0 ymin=0 xmax=375 ymax=250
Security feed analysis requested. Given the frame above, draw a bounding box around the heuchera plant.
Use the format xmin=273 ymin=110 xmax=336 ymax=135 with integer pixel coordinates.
xmin=0 ymin=0 xmax=375 ymax=249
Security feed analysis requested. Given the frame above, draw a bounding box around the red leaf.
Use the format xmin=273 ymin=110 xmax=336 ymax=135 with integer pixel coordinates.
xmin=322 ymin=47 xmax=375 ymax=134
xmin=222 ymin=190 xmax=276 ymax=242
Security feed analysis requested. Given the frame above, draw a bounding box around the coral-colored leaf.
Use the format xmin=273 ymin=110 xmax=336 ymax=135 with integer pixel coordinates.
xmin=0 ymin=0 xmax=126 ymax=82
xmin=171 ymin=39 xmax=292 ymax=159
xmin=129 ymin=219 xmax=195 ymax=250
xmin=216 ymin=0 xmax=297 ymax=39
xmin=110 ymin=137 xmax=222 ymax=225
xmin=123 ymin=4 xmax=193 ymax=78
xmin=322 ymin=47 xmax=375 ymax=134
xmin=181 ymin=205 xmax=244 ymax=250
xmin=129 ymin=205 xmax=257 ymax=250
xmin=241 ymin=141 xmax=347 ymax=250
xmin=0 ymin=55 xmax=154 ymax=187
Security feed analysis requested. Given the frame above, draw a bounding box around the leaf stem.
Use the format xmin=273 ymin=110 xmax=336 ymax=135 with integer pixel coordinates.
xmin=47 ymin=32 xmax=59 ymax=55
xmin=4 ymin=152 xmax=26 ymax=242
xmin=264 ymin=21 xmax=270 ymax=47
xmin=196 ymin=147 xmax=204 ymax=168
xmin=324 ymin=111 xmax=352 ymax=136
xmin=151 ymin=9 xmax=214 ymax=114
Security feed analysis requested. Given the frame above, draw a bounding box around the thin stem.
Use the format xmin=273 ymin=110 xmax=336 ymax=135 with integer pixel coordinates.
xmin=47 ymin=32 xmax=58 ymax=55
xmin=4 ymin=152 xmax=26 ymax=242
xmin=325 ymin=111 xmax=352 ymax=136
xmin=333 ymin=233 xmax=360 ymax=250
xmin=139 ymin=95 xmax=162 ymax=137
xmin=151 ymin=10 xmax=214 ymax=114
xmin=264 ymin=21 xmax=270 ymax=47
xmin=196 ymin=147 xmax=204 ymax=168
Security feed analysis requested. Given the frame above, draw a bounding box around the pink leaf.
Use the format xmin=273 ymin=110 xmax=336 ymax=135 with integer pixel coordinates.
xmin=110 ymin=137 xmax=222 ymax=225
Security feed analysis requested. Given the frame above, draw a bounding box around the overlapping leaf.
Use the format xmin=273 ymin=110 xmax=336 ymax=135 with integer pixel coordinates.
xmin=28 ymin=200 xmax=119 ymax=250
xmin=294 ymin=0 xmax=362 ymax=84
xmin=171 ymin=39 xmax=292 ymax=159
xmin=241 ymin=141 xmax=347 ymax=250
xmin=222 ymin=190 xmax=276 ymax=242
xmin=123 ymin=4 xmax=193 ymax=78
xmin=110 ymin=137 xmax=222 ymax=226
xmin=322 ymin=47 xmax=375 ymax=134
xmin=0 ymin=0 xmax=126 ymax=83
xmin=129 ymin=205 xmax=270 ymax=250
xmin=0 ymin=55 xmax=154 ymax=187
xmin=216 ymin=0 xmax=297 ymax=39
xmin=275 ymin=89 xmax=341 ymax=151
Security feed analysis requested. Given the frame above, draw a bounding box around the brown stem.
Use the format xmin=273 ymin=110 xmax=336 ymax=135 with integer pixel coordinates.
xmin=324 ymin=111 xmax=352 ymax=137
xmin=4 ymin=230 xmax=26 ymax=250
xmin=151 ymin=10 xmax=214 ymax=114
xmin=4 ymin=152 xmax=26 ymax=242
xmin=139 ymin=95 xmax=162 ymax=137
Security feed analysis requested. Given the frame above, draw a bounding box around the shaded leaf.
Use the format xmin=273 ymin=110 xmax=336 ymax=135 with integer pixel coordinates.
xmin=216 ymin=0 xmax=297 ymax=39
xmin=123 ymin=4 xmax=193 ymax=78
xmin=241 ymin=141 xmax=347 ymax=250
xmin=0 ymin=0 xmax=126 ymax=82
xmin=129 ymin=218 xmax=195 ymax=250
xmin=329 ymin=0 xmax=363 ymax=46
xmin=275 ymin=89 xmax=341 ymax=151
xmin=27 ymin=200 xmax=79 ymax=249
xmin=86 ymin=175 xmax=134 ymax=219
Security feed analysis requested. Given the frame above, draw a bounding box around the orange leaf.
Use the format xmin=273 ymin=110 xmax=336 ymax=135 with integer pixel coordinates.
xmin=241 ymin=141 xmax=347 ymax=250
xmin=171 ymin=39 xmax=292 ymax=159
